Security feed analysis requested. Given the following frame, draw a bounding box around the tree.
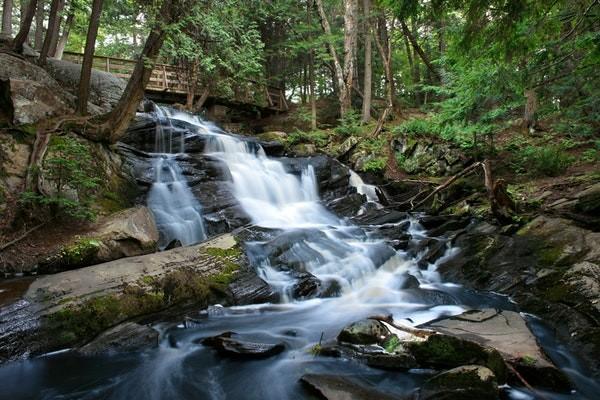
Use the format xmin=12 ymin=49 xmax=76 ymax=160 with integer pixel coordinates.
xmin=34 ymin=0 xmax=44 ymax=50
xmin=76 ymin=0 xmax=103 ymax=115
xmin=315 ymin=0 xmax=359 ymax=117
xmin=38 ymin=0 xmax=62 ymax=66
xmin=12 ymin=0 xmax=38 ymax=53
xmin=2 ymin=0 xmax=13 ymax=36
xmin=54 ymin=6 xmax=74 ymax=59
xmin=361 ymin=0 xmax=372 ymax=123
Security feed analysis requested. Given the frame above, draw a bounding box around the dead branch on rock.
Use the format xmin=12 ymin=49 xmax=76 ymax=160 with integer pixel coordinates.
xmin=369 ymin=315 xmax=435 ymax=339
xmin=0 ymin=219 xmax=53 ymax=251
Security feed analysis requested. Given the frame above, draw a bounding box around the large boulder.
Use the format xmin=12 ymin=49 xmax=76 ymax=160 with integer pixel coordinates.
xmin=419 ymin=365 xmax=499 ymax=400
xmin=0 ymin=233 xmax=272 ymax=362
xmin=38 ymin=206 xmax=159 ymax=273
xmin=46 ymin=58 xmax=126 ymax=114
xmin=424 ymin=309 xmax=570 ymax=391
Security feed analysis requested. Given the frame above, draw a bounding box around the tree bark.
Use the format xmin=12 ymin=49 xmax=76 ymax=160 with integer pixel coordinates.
xmin=523 ymin=88 xmax=538 ymax=131
xmin=12 ymin=0 xmax=37 ymax=53
xmin=54 ymin=8 xmax=73 ymax=59
xmin=307 ymin=0 xmax=317 ymax=130
xmin=400 ymin=20 xmax=440 ymax=81
xmin=48 ymin=0 xmax=63 ymax=56
xmin=193 ymin=85 xmax=210 ymax=111
xmin=33 ymin=0 xmax=43 ymax=49
xmin=76 ymin=0 xmax=103 ymax=115
xmin=38 ymin=0 xmax=60 ymax=66
xmin=341 ymin=0 xmax=358 ymax=116
xmin=361 ymin=0 xmax=372 ymax=123
xmin=315 ymin=0 xmax=345 ymax=115
xmin=374 ymin=14 xmax=394 ymax=114
xmin=2 ymin=0 xmax=13 ymax=36
xmin=106 ymin=6 xmax=172 ymax=143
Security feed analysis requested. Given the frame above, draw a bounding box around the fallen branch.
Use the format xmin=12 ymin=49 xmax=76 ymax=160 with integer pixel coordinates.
xmin=410 ymin=162 xmax=483 ymax=211
xmin=0 ymin=220 xmax=51 ymax=251
xmin=369 ymin=315 xmax=435 ymax=339
xmin=506 ymin=363 xmax=550 ymax=400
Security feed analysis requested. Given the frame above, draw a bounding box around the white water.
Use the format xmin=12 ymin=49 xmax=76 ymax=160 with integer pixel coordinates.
xmin=146 ymin=107 xmax=206 ymax=249
xmin=166 ymin=110 xmax=459 ymax=312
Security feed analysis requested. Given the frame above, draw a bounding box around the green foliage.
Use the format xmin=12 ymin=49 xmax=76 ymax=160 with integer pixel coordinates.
xmin=286 ymin=129 xmax=329 ymax=147
xmin=393 ymin=119 xmax=431 ymax=137
xmin=511 ymin=145 xmax=574 ymax=177
xmin=363 ymin=157 xmax=387 ymax=173
xmin=333 ymin=110 xmax=361 ymax=137
xmin=20 ymin=136 xmax=101 ymax=221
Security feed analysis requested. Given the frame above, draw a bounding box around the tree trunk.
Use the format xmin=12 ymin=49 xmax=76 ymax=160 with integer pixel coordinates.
xmin=54 ymin=9 xmax=73 ymax=59
xmin=400 ymin=20 xmax=440 ymax=80
xmin=33 ymin=0 xmax=43 ymax=49
xmin=315 ymin=0 xmax=345 ymax=115
xmin=38 ymin=0 xmax=60 ymax=66
xmin=12 ymin=0 xmax=37 ymax=53
xmin=308 ymin=0 xmax=317 ymax=130
xmin=361 ymin=0 xmax=372 ymax=123
xmin=524 ymin=88 xmax=538 ymax=132
xmin=76 ymin=0 xmax=103 ymax=115
xmin=374 ymin=15 xmax=394 ymax=114
xmin=48 ymin=0 xmax=63 ymax=56
xmin=341 ymin=0 xmax=358 ymax=116
xmin=193 ymin=85 xmax=210 ymax=111
xmin=107 ymin=10 xmax=171 ymax=143
xmin=2 ymin=0 xmax=13 ymax=36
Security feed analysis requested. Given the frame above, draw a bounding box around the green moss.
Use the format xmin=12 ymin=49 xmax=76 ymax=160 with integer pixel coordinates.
xmin=383 ymin=335 xmax=401 ymax=353
xmin=204 ymin=246 xmax=242 ymax=258
xmin=519 ymin=355 xmax=538 ymax=366
xmin=537 ymin=246 xmax=564 ymax=267
xmin=407 ymin=335 xmax=507 ymax=382
xmin=542 ymin=284 xmax=570 ymax=302
xmin=62 ymin=238 xmax=102 ymax=265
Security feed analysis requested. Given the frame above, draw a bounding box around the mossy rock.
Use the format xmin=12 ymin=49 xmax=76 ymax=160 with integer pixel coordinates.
xmin=420 ymin=365 xmax=499 ymax=400
xmin=406 ymin=334 xmax=507 ymax=382
xmin=337 ymin=319 xmax=391 ymax=345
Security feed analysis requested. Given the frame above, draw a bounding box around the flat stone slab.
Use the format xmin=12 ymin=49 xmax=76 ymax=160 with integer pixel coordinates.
xmin=300 ymin=374 xmax=403 ymax=400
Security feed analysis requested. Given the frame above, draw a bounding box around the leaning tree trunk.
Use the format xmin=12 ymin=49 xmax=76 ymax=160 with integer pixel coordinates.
xmin=38 ymin=0 xmax=61 ymax=66
xmin=400 ymin=20 xmax=440 ymax=81
xmin=76 ymin=0 xmax=103 ymax=115
xmin=12 ymin=0 xmax=37 ymax=53
xmin=54 ymin=9 xmax=73 ymax=59
xmin=361 ymin=0 xmax=372 ymax=123
xmin=106 ymin=21 xmax=169 ymax=143
xmin=2 ymin=0 xmax=13 ymax=36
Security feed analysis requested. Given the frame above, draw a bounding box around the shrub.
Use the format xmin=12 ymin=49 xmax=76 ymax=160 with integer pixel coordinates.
xmin=334 ymin=110 xmax=362 ymax=137
xmin=363 ymin=157 xmax=387 ymax=173
xmin=20 ymin=136 xmax=101 ymax=220
xmin=393 ymin=118 xmax=431 ymax=137
xmin=512 ymin=145 xmax=574 ymax=177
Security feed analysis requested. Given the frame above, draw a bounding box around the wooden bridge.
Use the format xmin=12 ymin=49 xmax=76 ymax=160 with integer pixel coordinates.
xmin=62 ymin=51 xmax=288 ymax=113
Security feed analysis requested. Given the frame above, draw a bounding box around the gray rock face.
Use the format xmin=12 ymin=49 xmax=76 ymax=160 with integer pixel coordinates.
xmin=392 ymin=134 xmax=470 ymax=176
xmin=438 ymin=216 xmax=600 ymax=377
xmin=419 ymin=365 xmax=499 ymax=400
xmin=424 ymin=309 xmax=571 ymax=391
xmin=337 ymin=319 xmax=391 ymax=345
xmin=300 ymin=374 xmax=403 ymax=400
xmin=38 ymin=206 xmax=159 ymax=274
xmin=78 ymin=322 xmax=159 ymax=355
xmin=46 ymin=58 xmax=126 ymax=114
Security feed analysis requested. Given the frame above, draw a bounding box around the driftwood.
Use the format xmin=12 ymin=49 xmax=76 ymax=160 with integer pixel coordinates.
xmin=0 ymin=220 xmax=50 ymax=251
xmin=369 ymin=314 xmax=435 ymax=339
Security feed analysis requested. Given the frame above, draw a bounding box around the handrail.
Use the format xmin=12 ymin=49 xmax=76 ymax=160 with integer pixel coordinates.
xmin=61 ymin=51 xmax=287 ymax=111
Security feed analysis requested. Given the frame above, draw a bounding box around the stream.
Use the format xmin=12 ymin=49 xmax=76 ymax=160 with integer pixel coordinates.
xmin=0 ymin=110 xmax=597 ymax=400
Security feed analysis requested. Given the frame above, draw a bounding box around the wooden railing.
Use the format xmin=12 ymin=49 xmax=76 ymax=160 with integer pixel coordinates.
xmin=62 ymin=51 xmax=288 ymax=111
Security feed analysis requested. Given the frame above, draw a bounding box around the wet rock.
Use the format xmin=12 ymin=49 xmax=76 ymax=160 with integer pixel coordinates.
xmin=164 ymin=239 xmax=182 ymax=250
xmin=405 ymin=334 xmax=507 ymax=382
xmin=292 ymin=272 xmax=321 ymax=299
xmin=327 ymin=192 xmax=366 ymax=217
xmin=438 ymin=217 xmax=600 ymax=377
xmin=202 ymin=332 xmax=285 ymax=359
xmin=353 ymin=210 xmax=408 ymax=226
xmin=338 ymin=319 xmax=391 ymax=345
xmin=424 ymin=309 xmax=570 ymax=391
xmin=78 ymin=322 xmax=159 ymax=355
xmin=399 ymin=273 xmax=421 ymax=290
xmin=300 ymin=373 xmax=403 ymax=400
xmin=426 ymin=218 xmax=471 ymax=237
xmin=418 ymin=240 xmax=448 ymax=268
xmin=419 ymin=365 xmax=499 ymax=400
xmin=229 ymin=270 xmax=279 ymax=305
xmin=291 ymin=143 xmax=317 ymax=156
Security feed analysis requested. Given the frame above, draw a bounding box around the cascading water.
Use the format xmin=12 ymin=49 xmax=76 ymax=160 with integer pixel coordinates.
xmin=2 ymin=109 xmax=596 ymax=400
xmin=146 ymin=106 xmax=206 ymax=249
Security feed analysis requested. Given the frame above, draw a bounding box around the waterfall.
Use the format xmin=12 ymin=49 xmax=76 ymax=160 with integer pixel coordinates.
xmin=147 ymin=106 xmax=206 ymax=249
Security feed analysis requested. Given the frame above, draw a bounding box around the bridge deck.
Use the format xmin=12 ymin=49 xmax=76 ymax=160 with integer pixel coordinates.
xmin=62 ymin=51 xmax=288 ymax=112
